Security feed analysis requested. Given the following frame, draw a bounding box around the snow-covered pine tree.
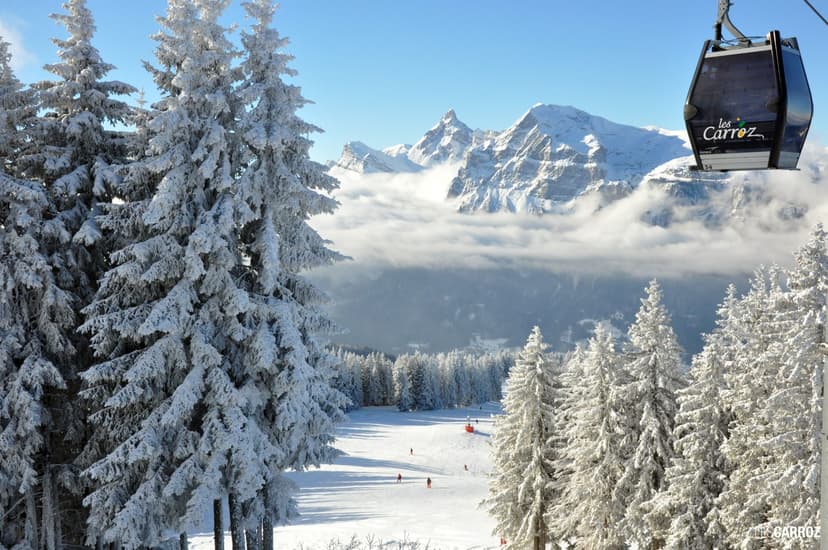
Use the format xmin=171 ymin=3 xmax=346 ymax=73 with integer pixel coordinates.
xmin=645 ymin=292 xmax=734 ymax=549
xmin=333 ymin=351 xmax=363 ymax=410
xmin=549 ymin=324 xmax=630 ymax=549
xmin=72 ymin=70 xmax=162 ymax=550
xmin=2 ymin=0 xmax=132 ymax=545
xmin=369 ymin=352 xmax=395 ymax=406
xmin=360 ymin=353 xmax=382 ymax=406
xmin=349 ymin=356 xmax=363 ymax=409
xmin=451 ymin=351 xmax=472 ymax=407
xmin=21 ymin=0 xmax=135 ymax=302
xmin=761 ymin=226 xmax=828 ymax=542
xmin=92 ymin=0 xmax=346 ymax=545
xmin=390 ymin=353 xmax=440 ymax=411
xmin=0 ymin=52 xmax=71 ymax=546
xmin=468 ymin=358 xmax=489 ymax=405
xmin=383 ymin=354 xmax=397 ymax=406
xmin=717 ymin=266 xmax=789 ymax=546
xmin=403 ymin=354 xmax=425 ymax=410
xmin=78 ymin=1 xmax=277 ymax=547
xmin=496 ymin=351 xmax=511 ymax=396
xmin=544 ymin=344 xmax=585 ymax=543
xmin=416 ymin=354 xmax=442 ymax=410
xmin=10 ymin=4 xmax=136 ymax=542
xmin=393 ymin=355 xmax=414 ymax=411
xmin=475 ymin=353 xmax=505 ymax=403
xmin=0 ymin=37 xmax=38 ymax=548
xmin=486 ymin=327 xmax=561 ymax=550
xmin=235 ymin=4 xmax=349 ymax=539
xmin=437 ymin=352 xmax=459 ymax=408
xmin=619 ymin=279 xmax=685 ymax=548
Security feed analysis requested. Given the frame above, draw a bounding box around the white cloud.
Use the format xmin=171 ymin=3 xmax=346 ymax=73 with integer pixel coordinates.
xmin=312 ymin=142 xmax=828 ymax=280
xmin=0 ymin=17 xmax=37 ymax=72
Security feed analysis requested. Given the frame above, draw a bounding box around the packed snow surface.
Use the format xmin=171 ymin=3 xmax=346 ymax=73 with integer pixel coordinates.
xmin=190 ymin=404 xmax=501 ymax=549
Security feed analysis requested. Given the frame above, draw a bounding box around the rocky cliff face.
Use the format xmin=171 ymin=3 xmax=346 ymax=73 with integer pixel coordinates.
xmin=445 ymin=104 xmax=691 ymax=213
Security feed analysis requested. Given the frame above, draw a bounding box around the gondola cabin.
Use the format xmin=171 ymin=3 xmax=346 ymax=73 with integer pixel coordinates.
xmin=685 ymin=31 xmax=813 ymax=171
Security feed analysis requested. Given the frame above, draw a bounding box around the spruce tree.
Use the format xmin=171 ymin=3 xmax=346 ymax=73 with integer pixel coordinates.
xmin=20 ymin=0 xmax=135 ymax=303
xmin=0 ymin=78 xmax=66 ymax=546
xmin=550 ymin=324 xmax=630 ymax=549
xmin=2 ymin=6 xmax=134 ymax=541
xmin=762 ymin=226 xmax=828 ymax=540
xmin=437 ymin=351 xmax=460 ymax=407
xmin=235 ymin=4 xmax=348 ymax=536
xmin=79 ymin=0 xmax=258 ymax=546
xmin=486 ymin=327 xmax=561 ymax=550
xmin=361 ymin=353 xmax=381 ymax=406
xmin=717 ymin=266 xmax=788 ymax=546
xmin=80 ymin=1 xmax=347 ymax=546
xmin=452 ymin=351 xmax=472 ymax=406
xmin=394 ymin=355 xmax=414 ymax=411
xmin=0 ymin=37 xmax=37 ymax=550
xmin=646 ymin=318 xmax=733 ymax=548
xmin=620 ymin=280 xmax=685 ymax=548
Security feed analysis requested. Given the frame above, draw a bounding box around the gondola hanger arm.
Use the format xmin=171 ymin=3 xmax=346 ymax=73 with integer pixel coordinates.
xmin=715 ymin=0 xmax=751 ymax=44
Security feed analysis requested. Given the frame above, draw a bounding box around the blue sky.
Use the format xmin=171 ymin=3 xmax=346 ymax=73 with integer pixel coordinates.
xmin=1 ymin=0 xmax=826 ymax=163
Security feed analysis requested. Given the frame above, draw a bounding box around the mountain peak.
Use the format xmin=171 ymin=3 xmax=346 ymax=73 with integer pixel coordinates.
xmin=518 ymin=104 xmax=596 ymax=128
xmin=407 ymin=110 xmax=474 ymax=166
xmin=528 ymin=103 xmax=583 ymax=115
xmin=333 ymin=141 xmax=421 ymax=174
xmin=441 ymin=109 xmax=459 ymax=124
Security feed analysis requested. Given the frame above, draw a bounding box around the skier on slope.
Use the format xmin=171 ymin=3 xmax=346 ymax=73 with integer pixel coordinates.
xmin=397 ymin=473 xmax=402 ymax=483
xmin=426 ymin=477 xmax=432 ymax=488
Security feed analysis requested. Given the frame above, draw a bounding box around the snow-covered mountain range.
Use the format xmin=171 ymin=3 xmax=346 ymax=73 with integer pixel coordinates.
xmin=333 ymin=103 xmax=702 ymax=213
xmin=329 ymin=103 xmax=822 ymax=225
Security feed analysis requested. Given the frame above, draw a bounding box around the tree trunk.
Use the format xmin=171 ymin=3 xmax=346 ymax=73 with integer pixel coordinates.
xmin=262 ymin=491 xmax=273 ymax=550
xmin=54 ymin=483 xmax=62 ymax=550
xmin=244 ymin=527 xmax=261 ymax=550
xmin=42 ymin=468 xmax=56 ymax=550
xmin=180 ymin=532 xmax=188 ymax=550
xmin=25 ymin=488 xmax=39 ymax=550
xmin=229 ymin=493 xmax=245 ymax=550
xmin=533 ymin=513 xmax=546 ymax=550
xmin=213 ymin=499 xmax=224 ymax=550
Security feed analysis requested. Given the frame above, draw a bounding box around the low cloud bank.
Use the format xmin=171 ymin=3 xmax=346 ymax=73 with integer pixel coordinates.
xmin=312 ymin=143 xmax=828 ymax=279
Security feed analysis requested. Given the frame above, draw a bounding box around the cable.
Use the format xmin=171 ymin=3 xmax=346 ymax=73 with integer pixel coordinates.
xmin=803 ymin=0 xmax=828 ymax=26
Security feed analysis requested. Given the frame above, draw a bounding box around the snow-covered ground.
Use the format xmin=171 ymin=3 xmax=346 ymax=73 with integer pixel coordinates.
xmin=190 ymin=404 xmax=502 ymax=550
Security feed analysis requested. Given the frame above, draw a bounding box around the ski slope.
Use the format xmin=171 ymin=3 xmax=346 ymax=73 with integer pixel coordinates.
xmin=190 ymin=404 xmax=502 ymax=550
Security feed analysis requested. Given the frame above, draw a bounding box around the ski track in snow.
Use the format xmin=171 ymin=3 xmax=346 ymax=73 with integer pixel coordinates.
xmin=190 ymin=404 xmax=502 ymax=550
